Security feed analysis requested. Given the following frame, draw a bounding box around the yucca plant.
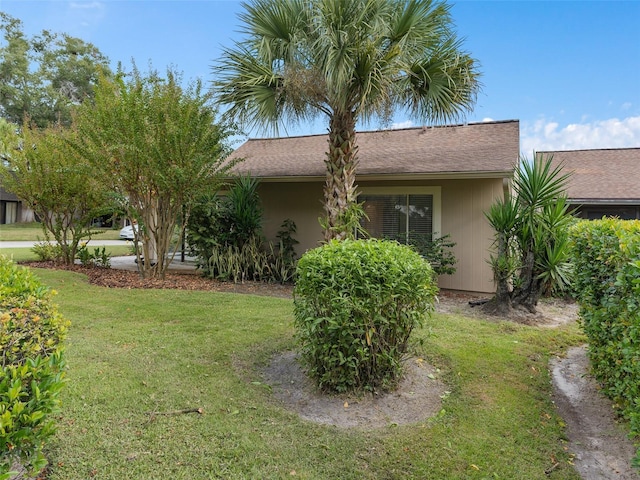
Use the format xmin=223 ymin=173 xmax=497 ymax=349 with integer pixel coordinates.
xmin=485 ymin=154 xmax=573 ymax=314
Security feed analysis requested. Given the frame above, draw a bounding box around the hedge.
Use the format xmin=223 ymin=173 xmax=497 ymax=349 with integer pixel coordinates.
xmin=0 ymin=256 xmax=69 ymax=478
xmin=293 ymin=239 xmax=438 ymax=394
xmin=569 ymin=219 xmax=640 ymax=465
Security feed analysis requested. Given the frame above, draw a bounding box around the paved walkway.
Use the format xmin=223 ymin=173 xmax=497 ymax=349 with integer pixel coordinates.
xmin=109 ymin=254 xmax=198 ymax=274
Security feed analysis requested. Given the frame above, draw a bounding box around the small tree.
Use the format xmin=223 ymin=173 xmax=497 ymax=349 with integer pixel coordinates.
xmin=0 ymin=119 xmax=112 ymax=264
xmin=485 ymin=154 xmax=573 ymax=314
xmin=73 ymin=65 xmax=237 ymax=279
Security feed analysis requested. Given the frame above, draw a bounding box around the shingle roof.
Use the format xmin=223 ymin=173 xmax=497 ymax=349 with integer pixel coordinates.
xmin=544 ymin=148 xmax=640 ymax=202
xmin=230 ymin=120 xmax=519 ymax=179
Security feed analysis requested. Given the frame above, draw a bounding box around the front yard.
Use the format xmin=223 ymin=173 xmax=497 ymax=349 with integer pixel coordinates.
xmin=28 ymin=267 xmax=587 ymax=479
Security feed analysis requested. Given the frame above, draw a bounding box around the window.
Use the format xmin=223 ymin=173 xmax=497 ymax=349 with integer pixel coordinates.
xmin=358 ymin=187 xmax=441 ymax=242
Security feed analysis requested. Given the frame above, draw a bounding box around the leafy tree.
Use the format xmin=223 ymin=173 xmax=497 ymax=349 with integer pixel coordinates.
xmin=0 ymin=12 xmax=111 ymax=127
xmin=72 ymin=65 xmax=236 ymax=279
xmin=0 ymin=119 xmax=113 ymax=264
xmin=213 ymin=0 xmax=480 ymax=241
xmin=484 ymin=154 xmax=573 ymax=315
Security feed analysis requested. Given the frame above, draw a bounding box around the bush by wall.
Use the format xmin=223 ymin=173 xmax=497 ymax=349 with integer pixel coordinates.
xmin=569 ymin=219 xmax=640 ymax=465
xmin=0 ymin=255 xmax=69 ymax=477
xmin=293 ymin=239 xmax=438 ymax=394
xmin=186 ymin=178 xmax=298 ymax=284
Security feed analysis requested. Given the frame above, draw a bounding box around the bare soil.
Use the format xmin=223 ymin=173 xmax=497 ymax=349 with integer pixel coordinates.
xmin=20 ymin=262 xmax=640 ymax=479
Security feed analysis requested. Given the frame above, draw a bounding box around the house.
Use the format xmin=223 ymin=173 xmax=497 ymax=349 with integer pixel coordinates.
xmin=545 ymin=148 xmax=640 ymax=220
xmin=229 ymin=119 xmax=520 ymax=293
xmin=0 ymin=184 xmax=32 ymax=224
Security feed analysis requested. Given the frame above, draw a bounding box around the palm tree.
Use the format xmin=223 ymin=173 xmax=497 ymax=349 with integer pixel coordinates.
xmin=213 ymin=0 xmax=480 ymax=240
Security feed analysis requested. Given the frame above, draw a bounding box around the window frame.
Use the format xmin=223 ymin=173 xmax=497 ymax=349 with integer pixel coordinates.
xmin=358 ymin=186 xmax=442 ymax=240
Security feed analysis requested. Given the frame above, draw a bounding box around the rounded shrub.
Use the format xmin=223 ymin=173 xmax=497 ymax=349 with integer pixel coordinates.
xmin=293 ymin=239 xmax=438 ymax=394
xmin=0 ymin=255 xmax=69 ymax=476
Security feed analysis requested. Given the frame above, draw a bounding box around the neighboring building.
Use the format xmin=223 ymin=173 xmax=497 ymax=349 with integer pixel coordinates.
xmin=0 ymin=184 xmax=32 ymax=224
xmin=545 ymin=148 xmax=640 ymax=220
xmin=229 ymin=120 xmax=520 ymax=293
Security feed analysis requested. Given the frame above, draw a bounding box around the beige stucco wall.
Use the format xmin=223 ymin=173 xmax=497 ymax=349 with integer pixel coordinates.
xmin=257 ymin=177 xmax=506 ymax=293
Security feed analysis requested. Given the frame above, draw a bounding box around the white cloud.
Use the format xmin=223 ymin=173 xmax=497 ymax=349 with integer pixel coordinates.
xmin=481 ymin=117 xmax=494 ymax=123
xmin=66 ymin=1 xmax=106 ymax=31
xmin=521 ymin=116 xmax=640 ymax=155
xmin=69 ymin=1 xmax=103 ymax=10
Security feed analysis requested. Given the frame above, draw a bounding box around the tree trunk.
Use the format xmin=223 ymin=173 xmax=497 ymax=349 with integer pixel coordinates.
xmin=322 ymin=111 xmax=358 ymax=242
xmin=495 ymin=233 xmax=512 ymax=307
xmin=511 ymin=250 xmax=538 ymax=313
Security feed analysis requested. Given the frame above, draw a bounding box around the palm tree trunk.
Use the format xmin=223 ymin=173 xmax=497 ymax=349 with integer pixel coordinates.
xmin=323 ymin=111 xmax=359 ymax=241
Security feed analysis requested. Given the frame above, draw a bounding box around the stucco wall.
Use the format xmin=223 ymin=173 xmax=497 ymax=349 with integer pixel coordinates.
xmin=257 ymin=178 xmax=505 ymax=293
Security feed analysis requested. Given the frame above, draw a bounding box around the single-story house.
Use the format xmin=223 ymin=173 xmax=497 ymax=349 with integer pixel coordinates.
xmin=545 ymin=148 xmax=640 ymax=220
xmin=229 ymin=119 xmax=520 ymax=294
xmin=0 ymin=184 xmax=32 ymax=224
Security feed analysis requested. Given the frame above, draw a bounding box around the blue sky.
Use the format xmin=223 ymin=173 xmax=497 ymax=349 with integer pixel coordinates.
xmin=2 ymin=0 xmax=639 ymax=154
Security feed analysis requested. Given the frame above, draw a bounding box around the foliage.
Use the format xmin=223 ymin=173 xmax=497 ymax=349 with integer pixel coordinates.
xmin=0 ymin=256 xmax=69 ymax=476
xmin=485 ymin=154 xmax=574 ymax=314
xmin=569 ymin=218 xmax=640 ymax=464
xmin=187 ymin=178 xmax=299 ymax=284
xmin=275 ymin=218 xmax=299 ymax=266
xmin=0 ymin=120 xmax=114 ymax=265
xmin=213 ymin=0 xmax=480 ymax=240
xmin=76 ymin=244 xmax=111 ymax=269
xmin=30 ymin=242 xmax=63 ymax=263
xmin=293 ymin=239 xmax=438 ymax=393
xmin=226 ymin=175 xmax=263 ymax=247
xmin=185 ymin=193 xmax=229 ymax=266
xmin=387 ymin=232 xmax=457 ymax=276
xmin=0 ymin=12 xmax=112 ymax=127
xmin=72 ymin=64 xmax=237 ymax=279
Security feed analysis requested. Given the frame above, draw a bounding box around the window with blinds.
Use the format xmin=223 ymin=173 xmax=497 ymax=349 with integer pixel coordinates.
xmin=359 ymin=194 xmax=434 ymax=242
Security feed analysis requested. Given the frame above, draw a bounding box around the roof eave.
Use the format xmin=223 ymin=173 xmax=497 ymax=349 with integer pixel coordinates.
xmin=226 ymin=170 xmax=515 ymax=183
xmin=568 ymin=198 xmax=640 ymax=205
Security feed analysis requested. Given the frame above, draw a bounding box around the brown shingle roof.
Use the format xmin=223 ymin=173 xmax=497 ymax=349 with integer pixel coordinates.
xmin=230 ymin=120 xmax=519 ymax=179
xmin=544 ymin=148 xmax=640 ymax=202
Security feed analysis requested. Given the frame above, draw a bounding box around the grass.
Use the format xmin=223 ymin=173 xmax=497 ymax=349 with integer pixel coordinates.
xmin=0 ymin=245 xmax=132 ymax=263
xmin=28 ymin=268 xmax=585 ymax=480
xmin=0 ymin=222 xmax=122 ymax=241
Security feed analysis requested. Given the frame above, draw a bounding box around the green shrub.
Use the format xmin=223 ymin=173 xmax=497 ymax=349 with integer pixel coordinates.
xmin=293 ymin=239 xmax=437 ymax=394
xmin=569 ymin=219 xmax=640 ymax=465
xmin=77 ymin=243 xmax=111 ymax=268
xmin=0 ymin=255 xmax=69 ymax=477
xmin=30 ymin=241 xmax=63 ymax=263
xmin=187 ymin=180 xmax=298 ymax=284
xmin=386 ymin=232 xmax=457 ymax=276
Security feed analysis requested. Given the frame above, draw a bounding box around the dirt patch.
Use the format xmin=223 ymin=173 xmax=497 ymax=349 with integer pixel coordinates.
xmin=262 ymin=351 xmax=447 ymax=428
xmin=551 ymin=346 xmax=639 ymax=479
xmin=434 ymin=291 xmax=579 ymax=328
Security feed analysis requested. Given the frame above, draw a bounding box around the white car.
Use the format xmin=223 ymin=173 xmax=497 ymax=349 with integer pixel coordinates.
xmin=119 ymin=224 xmax=138 ymax=240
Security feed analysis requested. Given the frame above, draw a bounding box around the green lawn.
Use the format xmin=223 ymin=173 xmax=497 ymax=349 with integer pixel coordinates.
xmin=30 ymin=268 xmax=585 ymax=479
xmin=0 ymin=222 xmax=122 ymax=241
xmin=0 ymin=245 xmax=132 ymax=263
